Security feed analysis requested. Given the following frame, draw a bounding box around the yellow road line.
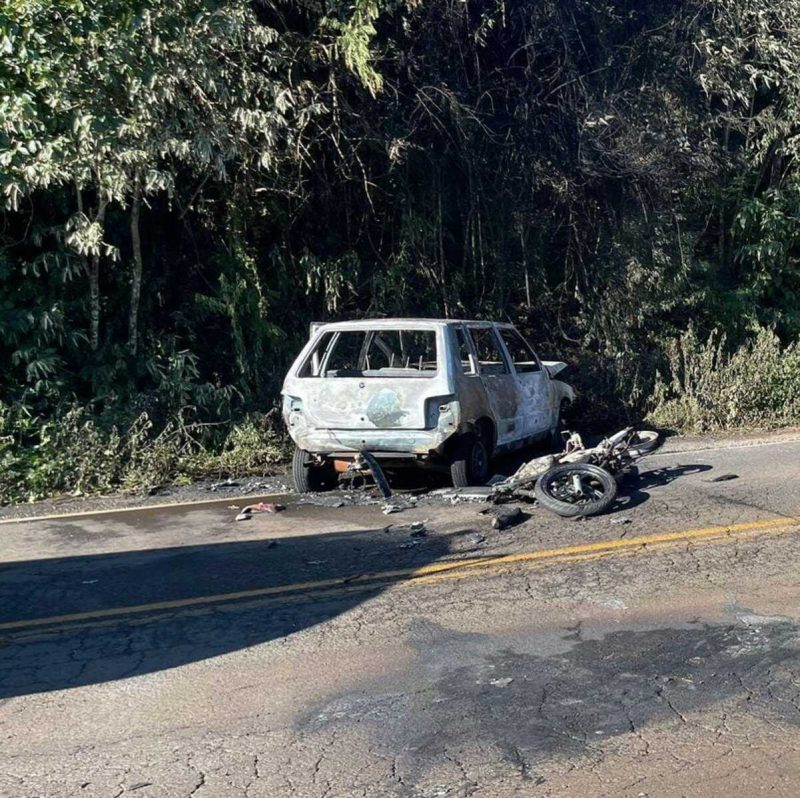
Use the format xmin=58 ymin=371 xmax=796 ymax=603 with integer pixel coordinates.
xmin=5 ymin=523 xmax=795 ymax=643
xmin=2 ymin=514 xmax=799 ymax=634
xmin=0 ymin=493 xmax=290 ymax=526
xmin=5 ymin=526 xmax=786 ymax=642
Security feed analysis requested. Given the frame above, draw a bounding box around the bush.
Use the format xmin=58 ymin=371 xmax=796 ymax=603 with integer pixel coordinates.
xmin=647 ymin=327 xmax=800 ymax=432
xmin=0 ymin=404 xmax=291 ymax=505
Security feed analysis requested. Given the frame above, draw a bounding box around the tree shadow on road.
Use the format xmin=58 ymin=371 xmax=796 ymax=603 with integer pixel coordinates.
xmin=0 ymin=525 xmax=461 ymax=699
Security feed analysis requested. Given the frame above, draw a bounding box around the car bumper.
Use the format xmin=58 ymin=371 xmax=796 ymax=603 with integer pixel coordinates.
xmin=288 ymin=426 xmax=456 ymax=456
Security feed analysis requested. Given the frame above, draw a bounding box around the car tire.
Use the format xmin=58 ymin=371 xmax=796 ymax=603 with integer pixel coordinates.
xmin=292 ymin=446 xmax=336 ymax=493
xmin=450 ymin=434 xmax=490 ymax=488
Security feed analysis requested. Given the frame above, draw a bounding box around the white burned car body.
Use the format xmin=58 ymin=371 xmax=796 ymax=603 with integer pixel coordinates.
xmin=282 ymin=319 xmax=575 ymax=489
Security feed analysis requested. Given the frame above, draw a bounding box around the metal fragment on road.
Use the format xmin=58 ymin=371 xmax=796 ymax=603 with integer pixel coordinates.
xmin=358 ymin=451 xmax=392 ymax=498
xmin=399 ymin=539 xmax=423 ymax=549
xmin=708 ymin=473 xmax=739 ymax=482
xmin=440 ymin=486 xmax=495 ymax=504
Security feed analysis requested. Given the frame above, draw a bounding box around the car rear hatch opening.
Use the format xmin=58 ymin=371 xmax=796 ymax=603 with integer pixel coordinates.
xmin=295 ymin=327 xmax=448 ymax=430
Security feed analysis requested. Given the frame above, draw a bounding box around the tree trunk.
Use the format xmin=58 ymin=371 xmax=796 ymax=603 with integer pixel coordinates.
xmin=128 ymin=173 xmax=143 ymax=355
xmin=89 ymin=197 xmax=108 ymax=352
xmin=76 ymin=183 xmax=90 ymax=307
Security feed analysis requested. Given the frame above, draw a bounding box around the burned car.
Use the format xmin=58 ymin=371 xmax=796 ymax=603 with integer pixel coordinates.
xmin=281 ymin=319 xmax=575 ymax=490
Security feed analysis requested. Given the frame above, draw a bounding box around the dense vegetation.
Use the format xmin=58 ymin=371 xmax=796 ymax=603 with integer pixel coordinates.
xmin=3 ymin=0 xmax=800 ymax=502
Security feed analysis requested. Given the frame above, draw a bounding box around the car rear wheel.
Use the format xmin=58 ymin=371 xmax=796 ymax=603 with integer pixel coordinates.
xmin=450 ymin=433 xmax=490 ymax=488
xmin=292 ymin=447 xmax=336 ymax=493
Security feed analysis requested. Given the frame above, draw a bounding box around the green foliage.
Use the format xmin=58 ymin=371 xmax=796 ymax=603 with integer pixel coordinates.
xmin=0 ymin=403 xmax=289 ymax=505
xmin=648 ymin=328 xmax=800 ymax=432
xmin=195 ymin=412 xmax=291 ymax=477
xmin=6 ymin=0 xmax=800 ymax=501
xmin=324 ymin=0 xmax=393 ymax=95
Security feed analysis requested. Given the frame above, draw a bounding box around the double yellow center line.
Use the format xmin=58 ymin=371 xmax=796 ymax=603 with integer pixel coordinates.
xmin=2 ymin=515 xmax=798 ymax=635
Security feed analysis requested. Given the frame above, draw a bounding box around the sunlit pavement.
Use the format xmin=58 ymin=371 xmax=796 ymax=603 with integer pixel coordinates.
xmin=3 ymin=437 xmax=800 ymax=796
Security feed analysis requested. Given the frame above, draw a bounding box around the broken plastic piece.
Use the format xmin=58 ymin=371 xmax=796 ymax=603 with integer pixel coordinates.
xmin=235 ymin=502 xmax=286 ymax=521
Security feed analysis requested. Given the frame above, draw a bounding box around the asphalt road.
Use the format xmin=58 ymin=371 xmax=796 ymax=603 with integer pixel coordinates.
xmin=3 ymin=436 xmax=800 ymax=797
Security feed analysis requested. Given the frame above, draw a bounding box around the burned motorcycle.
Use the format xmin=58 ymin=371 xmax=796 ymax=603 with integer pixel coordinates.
xmin=494 ymin=427 xmax=660 ymax=518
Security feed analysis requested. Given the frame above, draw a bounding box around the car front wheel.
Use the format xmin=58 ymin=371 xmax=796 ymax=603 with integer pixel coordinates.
xmin=450 ymin=433 xmax=490 ymax=488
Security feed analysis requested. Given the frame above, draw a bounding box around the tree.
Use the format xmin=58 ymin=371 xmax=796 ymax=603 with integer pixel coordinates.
xmin=1 ymin=0 xmax=307 ymax=354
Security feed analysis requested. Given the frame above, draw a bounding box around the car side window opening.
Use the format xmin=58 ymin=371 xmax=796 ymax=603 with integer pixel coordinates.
xmin=299 ymin=329 xmax=438 ymax=377
xmin=454 ymin=326 xmax=477 ymax=375
xmin=498 ymin=328 xmax=541 ymax=374
xmin=468 ymin=327 xmax=510 ymax=376
xmin=298 ymin=331 xmax=334 ymax=377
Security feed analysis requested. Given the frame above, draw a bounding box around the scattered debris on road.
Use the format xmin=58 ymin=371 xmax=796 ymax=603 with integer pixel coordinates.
xmin=399 ymin=539 xmax=423 ymax=549
xmin=234 ymin=502 xmax=286 ymax=521
xmin=485 ymin=506 xmax=526 ymax=530
xmin=433 ymin=486 xmax=495 ymax=504
xmin=385 ymin=520 xmax=429 ymax=538
xmin=210 ymin=479 xmax=241 ymax=491
xmin=260 ymin=426 xmax=663 ymax=529
xmin=708 ymin=473 xmax=739 ymax=482
xmin=299 ymin=495 xmax=352 ymax=508
xmin=409 ymin=522 xmax=427 ymax=537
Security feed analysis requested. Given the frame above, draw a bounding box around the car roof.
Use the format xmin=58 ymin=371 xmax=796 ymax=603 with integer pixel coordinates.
xmin=311 ymin=318 xmax=512 ymax=330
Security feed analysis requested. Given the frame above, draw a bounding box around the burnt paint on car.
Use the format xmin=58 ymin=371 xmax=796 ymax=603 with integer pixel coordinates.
xmin=281 ymin=319 xmax=575 ymax=462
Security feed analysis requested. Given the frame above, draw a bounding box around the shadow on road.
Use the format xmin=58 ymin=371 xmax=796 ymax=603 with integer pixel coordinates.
xmin=610 ymin=463 xmax=713 ymax=512
xmin=0 ymin=525 xmax=461 ymax=699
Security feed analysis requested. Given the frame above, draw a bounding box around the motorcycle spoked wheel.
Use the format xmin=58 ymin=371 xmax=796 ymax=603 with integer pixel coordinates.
xmin=534 ymin=462 xmax=618 ymax=518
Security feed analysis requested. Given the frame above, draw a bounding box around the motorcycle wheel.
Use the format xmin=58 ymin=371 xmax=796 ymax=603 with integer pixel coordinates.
xmin=627 ymin=430 xmax=660 ymax=457
xmin=534 ymin=463 xmax=618 ymax=518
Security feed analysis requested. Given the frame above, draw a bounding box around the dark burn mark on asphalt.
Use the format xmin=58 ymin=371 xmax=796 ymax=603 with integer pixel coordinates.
xmin=301 ymin=617 xmax=800 ymax=790
xmin=42 ymin=522 xmax=125 ymax=546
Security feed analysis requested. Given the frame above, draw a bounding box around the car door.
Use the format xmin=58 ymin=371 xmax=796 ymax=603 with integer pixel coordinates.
xmin=497 ymin=325 xmax=551 ymax=438
xmin=467 ymin=324 xmax=521 ymax=445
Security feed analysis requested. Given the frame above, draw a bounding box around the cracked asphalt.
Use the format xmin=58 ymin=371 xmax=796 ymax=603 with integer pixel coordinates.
xmin=3 ymin=436 xmax=800 ymax=797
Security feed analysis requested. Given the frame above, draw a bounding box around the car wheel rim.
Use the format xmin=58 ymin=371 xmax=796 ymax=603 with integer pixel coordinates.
xmin=471 ymin=443 xmax=486 ymax=478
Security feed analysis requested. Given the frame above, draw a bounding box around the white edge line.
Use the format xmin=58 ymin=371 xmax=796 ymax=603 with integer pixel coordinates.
xmin=3 ymin=435 xmax=800 ymax=525
xmin=0 ymin=492 xmax=291 ymax=526
xmin=647 ymin=435 xmax=800 ymax=458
